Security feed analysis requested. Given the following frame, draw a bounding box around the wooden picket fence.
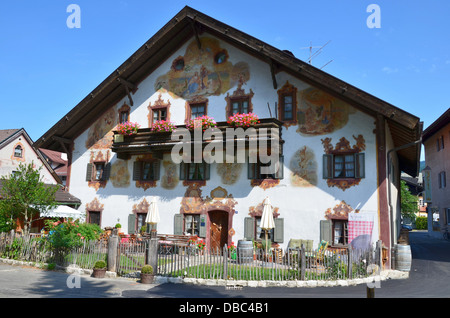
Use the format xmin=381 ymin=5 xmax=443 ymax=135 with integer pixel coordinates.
xmin=156 ymin=243 xmax=380 ymax=281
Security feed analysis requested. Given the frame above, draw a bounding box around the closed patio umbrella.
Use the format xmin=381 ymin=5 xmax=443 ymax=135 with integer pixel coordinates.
xmin=260 ymin=197 xmax=274 ymax=256
xmin=146 ymin=197 xmax=160 ymax=237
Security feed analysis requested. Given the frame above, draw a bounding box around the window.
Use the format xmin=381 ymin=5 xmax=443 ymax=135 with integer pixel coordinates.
xmin=136 ymin=213 xmax=147 ymax=233
xmin=447 ymin=208 xmax=450 ymax=226
xmin=439 ymin=171 xmax=447 ymax=189
xmin=332 ymin=220 xmax=348 ymax=246
xmin=230 ymin=98 xmax=249 ymax=116
xmin=277 ymin=81 xmax=297 ymax=124
xmin=437 ymin=136 xmax=445 ymax=151
xmin=94 ymin=163 xmax=105 ymax=181
xmin=152 ymin=108 xmax=167 ymax=122
xmin=14 ymin=146 xmax=23 ymax=158
xmin=185 ymin=214 xmax=200 ymax=236
xmin=86 ymin=162 xmax=110 ymax=182
xmin=243 ymin=217 xmax=284 ymax=243
xmin=280 ymin=94 xmax=294 ymax=121
xmin=248 ymin=156 xmax=284 ymax=180
xmin=190 ymin=103 xmax=206 ymax=119
xmin=88 ymin=211 xmax=101 ymax=226
xmin=119 ymin=111 xmax=129 ymax=124
xmin=323 ymin=153 xmax=365 ymax=179
xmin=180 ymin=162 xmax=210 ymax=181
xmin=133 ymin=161 xmax=160 ymax=181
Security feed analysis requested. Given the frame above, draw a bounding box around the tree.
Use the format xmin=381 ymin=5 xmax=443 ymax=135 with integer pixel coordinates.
xmin=0 ymin=162 xmax=58 ymax=235
xmin=400 ymin=180 xmax=418 ymax=222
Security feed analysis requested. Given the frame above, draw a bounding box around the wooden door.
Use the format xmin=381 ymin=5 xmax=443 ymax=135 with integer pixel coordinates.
xmin=209 ymin=211 xmax=228 ymax=251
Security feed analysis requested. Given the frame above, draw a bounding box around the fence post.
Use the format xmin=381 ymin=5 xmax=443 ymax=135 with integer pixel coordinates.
xmin=223 ymin=244 xmax=228 ymax=280
xmin=146 ymin=233 xmax=158 ymax=274
xmin=107 ymin=234 xmax=119 ymax=272
xmin=348 ymin=246 xmax=353 ymax=279
xmin=300 ymin=245 xmax=306 ymax=280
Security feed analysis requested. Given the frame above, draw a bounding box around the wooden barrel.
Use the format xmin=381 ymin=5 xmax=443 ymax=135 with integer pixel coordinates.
xmin=237 ymin=240 xmax=253 ymax=264
xmin=395 ymin=244 xmax=412 ymax=272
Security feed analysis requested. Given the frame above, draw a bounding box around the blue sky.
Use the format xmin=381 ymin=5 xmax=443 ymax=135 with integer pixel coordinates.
xmin=1 ymin=1 xmax=449 ymax=161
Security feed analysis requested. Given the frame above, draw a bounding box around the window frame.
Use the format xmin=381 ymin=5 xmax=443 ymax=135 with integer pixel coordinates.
xmin=189 ymin=103 xmax=207 ymax=119
xmin=332 ymin=219 xmax=348 ymax=246
xmin=248 ymin=156 xmax=284 ymax=180
xmin=323 ymin=152 xmax=365 ymax=180
xmin=180 ymin=162 xmax=210 ymax=181
xmin=277 ymin=81 xmax=297 ymax=125
xmin=14 ymin=145 xmax=23 ymax=158
xmin=133 ymin=160 xmax=161 ymax=182
xmin=439 ymin=171 xmax=447 ymax=189
xmin=87 ymin=211 xmax=101 ymax=227
xmin=229 ymin=97 xmax=250 ymax=116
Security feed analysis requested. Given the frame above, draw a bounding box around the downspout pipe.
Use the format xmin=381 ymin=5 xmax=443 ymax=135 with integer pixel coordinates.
xmin=387 ymin=137 xmax=422 ymax=268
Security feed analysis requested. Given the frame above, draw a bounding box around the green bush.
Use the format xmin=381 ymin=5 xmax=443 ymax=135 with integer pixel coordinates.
xmin=45 ymin=218 xmax=103 ymax=252
xmin=141 ymin=265 xmax=154 ymax=274
xmin=94 ymin=260 xmax=107 ymax=269
xmin=415 ymin=216 xmax=427 ymax=230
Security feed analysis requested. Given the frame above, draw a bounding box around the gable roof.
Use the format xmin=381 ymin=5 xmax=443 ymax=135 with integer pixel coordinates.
xmin=422 ymin=107 xmax=450 ymax=142
xmin=34 ymin=6 xmax=422 ymax=176
xmin=0 ymin=128 xmax=61 ymax=183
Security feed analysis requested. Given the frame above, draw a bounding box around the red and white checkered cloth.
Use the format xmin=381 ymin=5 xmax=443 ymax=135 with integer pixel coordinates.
xmin=348 ymin=213 xmax=374 ymax=244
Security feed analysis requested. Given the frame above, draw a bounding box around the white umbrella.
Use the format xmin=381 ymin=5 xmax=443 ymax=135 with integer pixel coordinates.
xmin=40 ymin=205 xmax=83 ymax=220
xmin=260 ymin=197 xmax=275 ymax=256
xmin=146 ymin=197 xmax=160 ymax=225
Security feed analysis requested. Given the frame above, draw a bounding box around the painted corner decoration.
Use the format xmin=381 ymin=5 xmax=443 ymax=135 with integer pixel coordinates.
xmin=155 ymin=37 xmax=250 ymax=99
xmin=296 ymin=87 xmax=356 ymax=136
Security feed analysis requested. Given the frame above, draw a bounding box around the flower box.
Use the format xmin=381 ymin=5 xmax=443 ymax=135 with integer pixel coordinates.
xmin=186 ymin=116 xmax=217 ymax=131
xmin=227 ymin=113 xmax=260 ymax=128
xmin=117 ymin=121 xmax=141 ymax=136
xmin=151 ymin=120 xmax=177 ymax=133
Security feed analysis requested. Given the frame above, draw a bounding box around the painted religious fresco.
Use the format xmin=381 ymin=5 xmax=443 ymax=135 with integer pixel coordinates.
xmin=161 ymin=160 xmax=179 ymax=189
xmin=155 ymin=37 xmax=250 ymax=99
xmin=216 ymin=163 xmax=243 ymax=185
xmin=296 ymin=87 xmax=356 ymax=136
xmin=289 ymin=146 xmax=318 ymax=187
xmin=85 ymin=107 xmax=117 ymax=150
xmin=110 ymin=159 xmax=130 ymax=188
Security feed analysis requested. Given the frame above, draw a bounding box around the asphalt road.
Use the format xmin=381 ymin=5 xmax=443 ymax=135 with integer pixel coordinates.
xmin=0 ymin=231 xmax=449 ymax=304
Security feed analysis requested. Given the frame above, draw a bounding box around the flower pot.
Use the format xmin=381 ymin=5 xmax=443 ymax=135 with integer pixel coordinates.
xmin=92 ymin=268 xmax=107 ymax=278
xmin=140 ymin=273 xmax=155 ymax=284
xmin=114 ymin=134 xmax=124 ymax=143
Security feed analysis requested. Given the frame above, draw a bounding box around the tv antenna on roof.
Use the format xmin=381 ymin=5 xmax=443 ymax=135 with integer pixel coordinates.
xmin=300 ymin=40 xmax=333 ymax=69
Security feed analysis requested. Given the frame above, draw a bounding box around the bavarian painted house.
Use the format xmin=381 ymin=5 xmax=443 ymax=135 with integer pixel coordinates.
xmin=35 ymin=7 xmax=422 ymax=269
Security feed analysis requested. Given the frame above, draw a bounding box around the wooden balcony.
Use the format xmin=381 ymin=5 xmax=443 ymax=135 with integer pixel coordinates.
xmin=111 ymin=118 xmax=285 ymax=160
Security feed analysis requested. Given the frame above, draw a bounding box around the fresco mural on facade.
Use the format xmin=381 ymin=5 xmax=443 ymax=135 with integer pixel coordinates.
xmin=110 ymin=159 xmax=130 ymax=188
xmin=296 ymin=87 xmax=355 ymax=136
xmin=161 ymin=160 xmax=179 ymax=190
xmin=155 ymin=37 xmax=250 ymax=99
xmin=216 ymin=163 xmax=243 ymax=185
xmin=289 ymin=146 xmax=317 ymax=187
xmin=85 ymin=107 xmax=116 ymax=150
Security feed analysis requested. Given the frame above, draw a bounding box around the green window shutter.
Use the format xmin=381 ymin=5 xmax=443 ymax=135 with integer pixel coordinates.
xmin=85 ymin=163 xmax=93 ymax=181
xmin=320 ymin=220 xmax=332 ymax=244
xmin=244 ymin=217 xmax=255 ymax=240
xmin=102 ymin=162 xmax=111 ymax=181
xmin=153 ymin=161 xmax=161 ymax=180
xmin=133 ymin=161 xmax=141 ymax=181
xmin=179 ymin=163 xmax=186 ymax=180
xmin=204 ymin=163 xmax=210 ymax=180
xmin=174 ymin=214 xmax=184 ymax=235
xmin=199 ymin=214 xmax=207 ymax=238
xmin=247 ymin=162 xmax=256 ymax=179
xmin=275 ymin=156 xmax=284 ymax=179
xmin=273 ymin=218 xmax=284 ymax=243
xmin=355 ymin=153 xmax=365 ymax=178
xmin=323 ymin=154 xmax=333 ymax=179
xmin=128 ymin=214 xmax=136 ymax=234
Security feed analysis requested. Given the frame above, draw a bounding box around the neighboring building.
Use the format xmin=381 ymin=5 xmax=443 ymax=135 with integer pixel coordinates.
xmin=0 ymin=128 xmax=81 ymax=232
xmin=422 ymin=108 xmax=450 ymax=233
xmin=35 ymin=7 xmax=422 ymax=268
xmin=40 ymin=148 xmax=69 ymax=187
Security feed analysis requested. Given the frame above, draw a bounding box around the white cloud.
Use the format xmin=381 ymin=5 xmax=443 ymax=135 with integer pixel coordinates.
xmin=382 ymin=66 xmax=398 ymax=74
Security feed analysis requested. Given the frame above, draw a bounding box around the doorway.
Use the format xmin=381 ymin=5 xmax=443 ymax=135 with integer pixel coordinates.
xmin=209 ymin=210 xmax=228 ymax=251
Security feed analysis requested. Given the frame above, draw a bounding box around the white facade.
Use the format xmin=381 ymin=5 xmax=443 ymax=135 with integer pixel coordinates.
xmin=68 ymin=33 xmax=392 ymax=250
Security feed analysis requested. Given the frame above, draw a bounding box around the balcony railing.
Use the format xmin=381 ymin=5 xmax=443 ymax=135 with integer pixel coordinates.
xmin=111 ymin=118 xmax=284 ymax=159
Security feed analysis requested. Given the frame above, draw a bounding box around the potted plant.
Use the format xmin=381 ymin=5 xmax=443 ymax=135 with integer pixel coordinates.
xmin=186 ymin=115 xmax=217 ymax=131
xmin=140 ymin=265 xmax=154 ymax=284
xmin=227 ymin=112 xmax=260 ymax=128
xmin=92 ymin=260 xmax=107 ymax=278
